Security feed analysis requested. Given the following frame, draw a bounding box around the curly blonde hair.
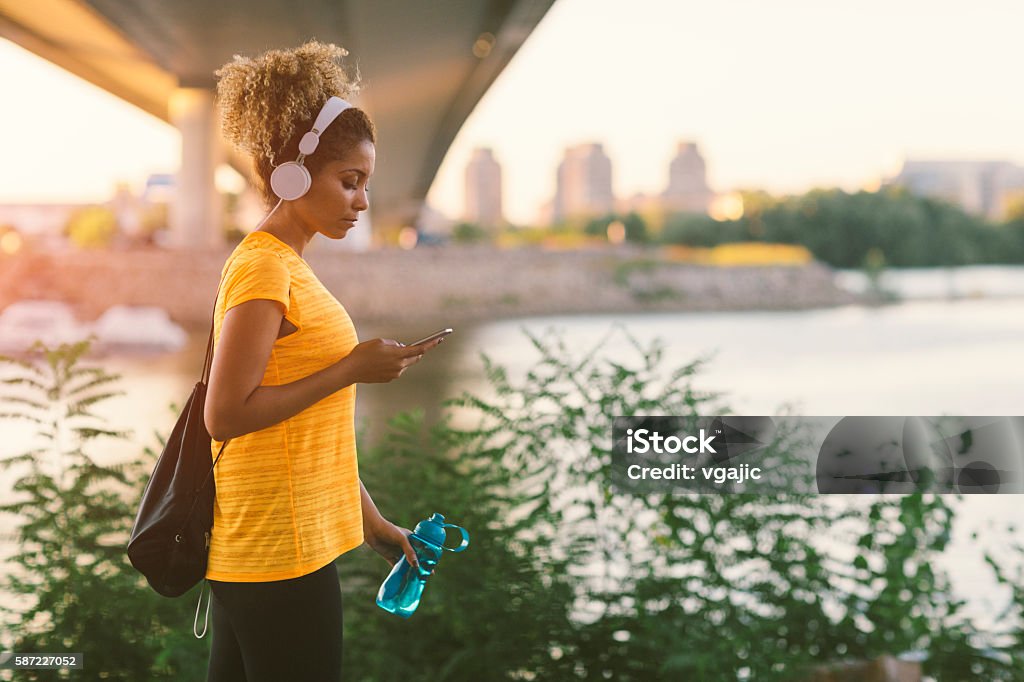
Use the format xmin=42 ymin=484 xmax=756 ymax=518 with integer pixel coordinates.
xmin=214 ymin=40 xmax=376 ymax=207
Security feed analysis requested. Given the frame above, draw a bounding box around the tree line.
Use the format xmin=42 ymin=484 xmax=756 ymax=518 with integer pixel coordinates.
xmin=455 ymin=187 xmax=1024 ymax=269
xmin=640 ymin=187 xmax=1024 ymax=268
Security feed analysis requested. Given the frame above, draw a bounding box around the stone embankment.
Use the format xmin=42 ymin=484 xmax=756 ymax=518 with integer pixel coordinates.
xmin=0 ymin=244 xmax=861 ymax=330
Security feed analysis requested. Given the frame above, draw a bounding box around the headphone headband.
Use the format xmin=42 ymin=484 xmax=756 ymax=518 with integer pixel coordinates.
xmin=270 ymin=95 xmax=354 ymax=202
xmin=298 ymin=96 xmax=353 ymax=155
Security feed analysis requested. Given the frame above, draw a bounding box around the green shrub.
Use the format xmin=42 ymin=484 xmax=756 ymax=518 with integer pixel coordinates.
xmin=0 ymin=340 xmax=208 ymax=680
xmin=344 ymin=328 xmax=1024 ymax=680
xmin=2 ymin=332 xmax=1021 ymax=680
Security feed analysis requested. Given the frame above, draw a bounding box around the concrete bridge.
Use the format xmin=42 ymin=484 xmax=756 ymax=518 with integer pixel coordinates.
xmin=0 ymin=0 xmax=555 ymax=249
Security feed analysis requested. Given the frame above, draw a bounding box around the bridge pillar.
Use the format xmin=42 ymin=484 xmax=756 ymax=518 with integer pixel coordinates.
xmin=168 ymin=87 xmax=224 ymax=250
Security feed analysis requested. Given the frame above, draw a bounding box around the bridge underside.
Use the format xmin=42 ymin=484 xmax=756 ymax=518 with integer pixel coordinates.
xmin=0 ymin=0 xmax=554 ymax=247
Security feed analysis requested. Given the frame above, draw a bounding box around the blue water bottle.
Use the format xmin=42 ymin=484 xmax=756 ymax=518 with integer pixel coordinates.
xmin=376 ymin=513 xmax=470 ymax=618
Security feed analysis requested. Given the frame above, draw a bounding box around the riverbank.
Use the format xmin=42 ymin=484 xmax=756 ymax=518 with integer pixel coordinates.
xmin=0 ymin=244 xmax=861 ymax=330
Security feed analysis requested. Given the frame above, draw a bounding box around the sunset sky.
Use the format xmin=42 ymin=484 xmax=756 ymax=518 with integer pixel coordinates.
xmin=1 ymin=0 xmax=1022 ymax=225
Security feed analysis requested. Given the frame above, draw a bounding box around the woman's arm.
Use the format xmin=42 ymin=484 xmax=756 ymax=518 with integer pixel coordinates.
xmin=360 ymin=478 xmax=418 ymax=567
xmin=204 ymin=298 xmax=438 ymax=441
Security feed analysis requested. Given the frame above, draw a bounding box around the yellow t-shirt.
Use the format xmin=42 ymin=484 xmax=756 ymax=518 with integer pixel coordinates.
xmin=205 ymin=230 xmax=363 ymax=582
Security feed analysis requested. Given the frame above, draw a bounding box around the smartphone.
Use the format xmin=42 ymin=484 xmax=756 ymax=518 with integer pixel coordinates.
xmin=407 ymin=328 xmax=454 ymax=347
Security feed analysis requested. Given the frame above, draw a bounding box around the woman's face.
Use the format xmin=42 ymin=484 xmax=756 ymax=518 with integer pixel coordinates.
xmin=295 ymin=138 xmax=375 ymax=240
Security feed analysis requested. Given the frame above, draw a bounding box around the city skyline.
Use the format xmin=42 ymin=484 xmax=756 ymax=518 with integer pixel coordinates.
xmin=2 ymin=0 xmax=1024 ymax=226
xmin=462 ymin=140 xmax=1024 ymax=227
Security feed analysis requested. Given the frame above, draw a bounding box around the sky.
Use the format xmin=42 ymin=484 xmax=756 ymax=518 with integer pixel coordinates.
xmin=2 ymin=0 xmax=1023 ymax=225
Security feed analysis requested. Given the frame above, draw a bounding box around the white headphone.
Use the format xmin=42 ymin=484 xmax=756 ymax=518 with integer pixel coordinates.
xmin=269 ymin=96 xmax=353 ymax=201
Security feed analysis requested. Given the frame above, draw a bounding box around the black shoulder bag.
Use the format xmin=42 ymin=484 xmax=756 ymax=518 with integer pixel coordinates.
xmin=126 ymin=275 xmax=229 ymax=636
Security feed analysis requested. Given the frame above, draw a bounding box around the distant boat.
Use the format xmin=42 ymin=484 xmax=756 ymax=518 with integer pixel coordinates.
xmin=90 ymin=305 xmax=187 ymax=353
xmin=0 ymin=300 xmax=93 ymax=354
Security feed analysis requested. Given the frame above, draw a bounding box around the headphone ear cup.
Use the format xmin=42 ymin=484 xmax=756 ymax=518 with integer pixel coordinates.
xmin=270 ymin=162 xmax=312 ymax=201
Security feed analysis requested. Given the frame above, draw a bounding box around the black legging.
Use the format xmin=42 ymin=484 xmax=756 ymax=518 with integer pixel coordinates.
xmin=206 ymin=559 xmax=343 ymax=682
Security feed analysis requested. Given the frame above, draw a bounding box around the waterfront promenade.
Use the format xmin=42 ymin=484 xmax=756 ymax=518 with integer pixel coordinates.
xmin=0 ymin=245 xmax=859 ymax=330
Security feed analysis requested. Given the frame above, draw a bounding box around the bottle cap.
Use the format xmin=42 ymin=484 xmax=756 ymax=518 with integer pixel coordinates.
xmin=412 ymin=513 xmax=470 ymax=552
xmin=413 ymin=513 xmax=448 ymax=547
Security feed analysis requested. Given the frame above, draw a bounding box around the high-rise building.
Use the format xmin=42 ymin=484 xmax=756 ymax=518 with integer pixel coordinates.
xmin=464 ymin=147 xmax=504 ymax=228
xmin=551 ymin=143 xmax=614 ymax=223
xmin=662 ymin=141 xmax=713 ymax=214
xmin=888 ymin=159 xmax=1024 ymax=220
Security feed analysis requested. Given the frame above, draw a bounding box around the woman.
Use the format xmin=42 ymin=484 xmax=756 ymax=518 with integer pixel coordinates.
xmin=203 ymin=41 xmax=442 ymax=681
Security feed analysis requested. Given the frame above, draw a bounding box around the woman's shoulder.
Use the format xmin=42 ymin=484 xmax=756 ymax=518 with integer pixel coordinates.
xmin=214 ymin=235 xmax=294 ymax=315
xmin=222 ymin=233 xmax=289 ymax=273
xmin=215 ymin=238 xmax=292 ymax=309
xmin=235 ymin=231 xmax=289 ymax=258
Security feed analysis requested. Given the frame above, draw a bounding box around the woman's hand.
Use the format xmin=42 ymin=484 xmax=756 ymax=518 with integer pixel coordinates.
xmin=342 ymin=337 xmax=443 ymax=384
xmin=364 ymin=517 xmax=419 ymax=568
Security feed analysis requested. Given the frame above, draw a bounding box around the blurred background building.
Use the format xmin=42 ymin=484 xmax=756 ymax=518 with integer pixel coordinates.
xmin=550 ymin=142 xmax=614 ymax=223
xmin=464 ymin=147 xmax=505 ymax=229
xmin=0 ymin=203 xmax=86 ymax=242
xmin=662 ymin=141 xmax=713 ymax=214
xmin=887 ymin=159 xmax=1024 ymax=220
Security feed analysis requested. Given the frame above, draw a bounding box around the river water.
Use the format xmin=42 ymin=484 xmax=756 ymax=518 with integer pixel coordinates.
xmin=1 ymin=265 xmax=1023 ymax=647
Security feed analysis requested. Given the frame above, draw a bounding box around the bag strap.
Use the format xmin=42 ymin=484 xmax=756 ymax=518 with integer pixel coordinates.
xmin=204 ymin=262 xmax=232 ymax=457
xmin=175 ymin=265 xmax=233 ymax=539
xmin=201 ymin=323 xmax=215 ymax=386
xmin=201 ymin=267 xmax=226 ymax=387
